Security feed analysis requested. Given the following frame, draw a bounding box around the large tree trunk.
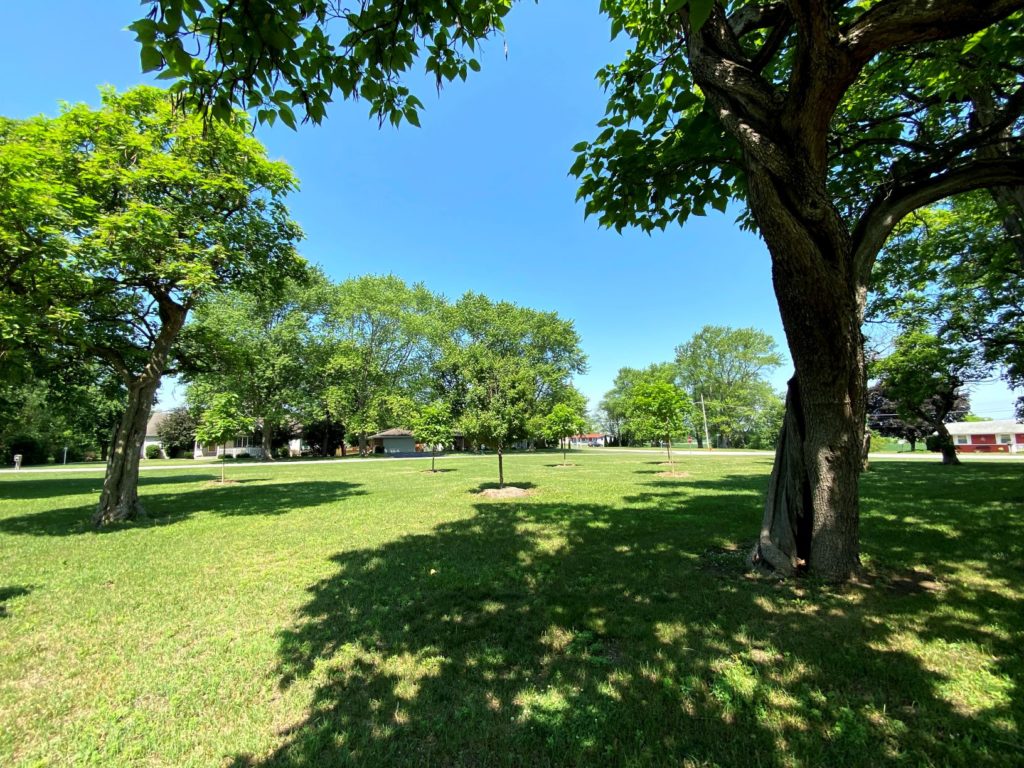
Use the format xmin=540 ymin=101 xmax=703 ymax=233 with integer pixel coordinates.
xmin=934 ymin=422 xmax=961 ymax=465
xmin=747 ymin=169 xmax=866 ymax=582
xmin=94 ymin=379 xmax=159 ymax=525
xmin=261 ymin=421 xmax=276 ymax=461
xmin=94 ymin=299 xmax=186 ymax=526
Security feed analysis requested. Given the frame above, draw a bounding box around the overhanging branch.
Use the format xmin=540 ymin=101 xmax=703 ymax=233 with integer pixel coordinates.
xmin=852 ymin=158 xmax=1024 ymax=280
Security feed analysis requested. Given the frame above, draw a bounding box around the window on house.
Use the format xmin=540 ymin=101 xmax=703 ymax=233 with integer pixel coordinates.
xmin=998 ymin=434 xmax=1012 ymax=444
xmin=955 ymin=435 xmax=969 ymax=445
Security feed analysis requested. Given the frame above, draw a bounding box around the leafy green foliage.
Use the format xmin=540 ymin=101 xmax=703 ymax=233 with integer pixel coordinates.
xmin=543 ymin=400 xmax=588 ymax=462
xmin=675 ymin=326 xmax=783 ymax=448
xmin=196 ymin=391 xmax=256 ymax=481
xmin=0 ymin=86 xmax=304 ymax=385
xmin=598 ymin=363 xmax=677 ymax=446
xmin=870 ymin=192 xmax=1024 ymax=419
xmin=871 ymin=327 xmax=978 ymax=457
xmin=156 ymin=407 xmax=199 ymax=458
xmin=624 ymin=379 xmax=690 ymax=445
xmin=413 ymin=400 xmax=455 ymax=470
xmin=316 ymin=275 xmax=440 ymax=450
xmin=133 ymin=0 xmax=513 ymax=127
xmin=183 ymin=272 xmax=322 ymax=454
xmin=195 ymin=392 xmax=256 ymax=448
xmin=413 ymin=401 xmax=455 ymax=451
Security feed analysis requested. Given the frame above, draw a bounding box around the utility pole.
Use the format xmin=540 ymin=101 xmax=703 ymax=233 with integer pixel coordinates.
xmin=700 ymin=394 xmax=711 ymax=450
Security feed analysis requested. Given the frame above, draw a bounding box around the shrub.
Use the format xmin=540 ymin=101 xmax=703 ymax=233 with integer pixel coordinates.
xmin=235 ymin=452 xmax=251 ymax=460
xmin=145 ymin=444 xmax=162 ymax=460
xmin=925 ymin=434 xmax=944 ymax=453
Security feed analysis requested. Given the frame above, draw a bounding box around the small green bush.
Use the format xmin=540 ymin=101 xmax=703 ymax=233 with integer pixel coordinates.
xmin=145 ymin=444 xmax=162 ymax=460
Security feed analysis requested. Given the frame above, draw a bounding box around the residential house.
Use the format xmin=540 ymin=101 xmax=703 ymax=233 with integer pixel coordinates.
xmin=367 ymin=428 xmax=418 ymax=455
xmin=945 ymin=419 xmax=1024 ymax=454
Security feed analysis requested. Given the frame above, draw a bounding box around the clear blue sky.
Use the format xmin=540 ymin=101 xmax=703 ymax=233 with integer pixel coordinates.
xmin=1 ymin=1 xmax=1018 ymax=418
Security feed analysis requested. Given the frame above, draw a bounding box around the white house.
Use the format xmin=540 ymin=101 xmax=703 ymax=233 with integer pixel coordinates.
xmin=368 ymin=428 xmax=417 ymax=455
xmin=945 ymin=419 xmax=1024 ymax=454
xmin=194 ymin=434 xmax=264 ymax=459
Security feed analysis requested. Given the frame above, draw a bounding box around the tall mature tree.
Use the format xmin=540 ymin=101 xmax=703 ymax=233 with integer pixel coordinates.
xmin=183 ymin=274 xmax=319 ymax=460
xmin=137 ymin=2 xmax=1024 ymax=579
xmin=872 ymin=328 xmax=981 ymax=465
xmin=0 ymin=86 xmax=302 ymax=524
xmin=599 ymin=363 xmax=677 ymax=446
xmin=320 ymin=275 xmax=439 ymax=455
xmin=574 ymin=3 xmax=1024 ymax=579
xmin=675 ymin=326 xmax=783 ymax=448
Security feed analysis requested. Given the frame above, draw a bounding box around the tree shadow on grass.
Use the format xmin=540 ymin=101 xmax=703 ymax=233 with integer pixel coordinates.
xmin=0 ymin=473 xmax=223 ymax=501
xmin=0 ymin=480 xmax=366 ymax=537
xmin=229 ymin=463 xmax=1023 ymax=767
xmin=0 ymin=585 xmax=31 ymax=619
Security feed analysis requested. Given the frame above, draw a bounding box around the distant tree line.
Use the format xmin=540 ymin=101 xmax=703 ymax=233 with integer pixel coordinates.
xmin=597 ymin=326 xmax=785 ymax=451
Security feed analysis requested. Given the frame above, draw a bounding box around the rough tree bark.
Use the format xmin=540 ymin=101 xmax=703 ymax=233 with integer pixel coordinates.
xmin=94 ymin=298 xmax=187 ymax=526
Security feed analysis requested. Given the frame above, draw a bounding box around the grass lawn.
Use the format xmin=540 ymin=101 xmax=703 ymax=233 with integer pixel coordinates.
xmin=1 ymin=452 xmax=1021 ymax=767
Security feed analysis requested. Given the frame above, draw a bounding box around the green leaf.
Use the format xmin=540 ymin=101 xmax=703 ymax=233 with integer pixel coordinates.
xmin=140 ymin=46 xmax=164 ymax=73
xmin=688 ymin=0 xmax=715 ymax=30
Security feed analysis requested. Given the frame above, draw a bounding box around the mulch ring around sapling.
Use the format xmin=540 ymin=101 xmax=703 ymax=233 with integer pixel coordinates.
xmin=476 ymin=486 xmax=535 ymax=499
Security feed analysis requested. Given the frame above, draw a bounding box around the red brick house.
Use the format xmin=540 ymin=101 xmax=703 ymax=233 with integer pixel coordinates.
xmin=945 ymin=420 xmax=1024 ymax=454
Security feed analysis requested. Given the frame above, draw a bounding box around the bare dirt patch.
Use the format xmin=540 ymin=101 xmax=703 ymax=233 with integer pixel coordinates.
xmin=476 ymin=487 xmax=534 ymax=499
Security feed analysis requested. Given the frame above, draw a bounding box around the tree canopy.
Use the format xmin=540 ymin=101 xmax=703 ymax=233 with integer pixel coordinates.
xmin=675 ymin=326 xmax=783 ymax=448
xmin=0 ymin=85 xmax=303 ymax=523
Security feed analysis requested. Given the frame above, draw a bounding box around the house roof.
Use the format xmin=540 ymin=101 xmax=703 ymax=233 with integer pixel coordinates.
xmin=946 ymin=419 xmax=1024 ymax=435
xmin=572 ymin=433 xmax=607 ymax=439
xmin=146 ymin=410 xmax=169 ymax=437
xmin=369 ymin=428 xmax=414 ymax=439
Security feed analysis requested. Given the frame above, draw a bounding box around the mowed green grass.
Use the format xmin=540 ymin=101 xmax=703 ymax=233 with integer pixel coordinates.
xmin=0 ymin=452 xmax=1021 ymax=767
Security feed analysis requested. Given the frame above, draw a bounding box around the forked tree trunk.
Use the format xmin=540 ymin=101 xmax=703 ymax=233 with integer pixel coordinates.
xmin=94 ymin=299 xmax=186 ymax=526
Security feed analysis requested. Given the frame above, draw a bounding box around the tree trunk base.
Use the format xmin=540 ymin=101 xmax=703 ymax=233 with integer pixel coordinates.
xmin=751 ymin=380 xmax=811 ymax=577
xmin=93 ymin=497 xmax=145 ymax=526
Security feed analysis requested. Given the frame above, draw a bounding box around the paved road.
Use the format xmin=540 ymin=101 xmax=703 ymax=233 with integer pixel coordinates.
xmin=2 ymin=447 xmax=1021 ymax=475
